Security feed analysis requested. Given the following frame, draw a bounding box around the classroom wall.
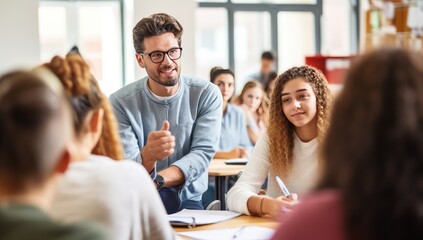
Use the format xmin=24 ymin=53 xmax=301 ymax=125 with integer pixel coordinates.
xmin=0 ymin=0 xmax=40 ymax=74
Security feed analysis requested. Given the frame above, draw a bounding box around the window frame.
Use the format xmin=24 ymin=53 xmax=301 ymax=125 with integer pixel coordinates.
xmin=198 ymin=0 xmax=359 ymax=73
xmin=39 ymin=0 xmax=126 ymax=87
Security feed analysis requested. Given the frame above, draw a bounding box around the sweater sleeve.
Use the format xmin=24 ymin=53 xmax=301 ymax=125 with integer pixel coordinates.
xmin=109 ymin=93 xmax=142 ymax=163
xmin=171 ymin=83 xmax=222 ymax=188
xmin=226 ymin=132 xmax=271 ymax=215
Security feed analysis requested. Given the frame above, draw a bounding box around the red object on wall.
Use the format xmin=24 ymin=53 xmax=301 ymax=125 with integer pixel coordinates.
xmin=305 ymin=55 xmax=354 ymax=84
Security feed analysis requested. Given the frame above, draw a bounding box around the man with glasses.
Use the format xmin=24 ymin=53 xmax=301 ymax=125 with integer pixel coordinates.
xmin=110 ymin=13 xmax=222 ymax=214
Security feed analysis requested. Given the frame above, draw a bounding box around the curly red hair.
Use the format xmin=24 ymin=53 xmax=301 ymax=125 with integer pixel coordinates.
xmin=44 ymin=54 xmax=124 ymax=160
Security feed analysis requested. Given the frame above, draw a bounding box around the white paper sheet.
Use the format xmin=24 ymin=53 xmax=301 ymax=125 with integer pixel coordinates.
xmin=177 ymin=226 xmax=275 ymax=240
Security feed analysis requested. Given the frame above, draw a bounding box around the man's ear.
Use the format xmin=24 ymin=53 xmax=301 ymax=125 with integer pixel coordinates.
xmin=136 ymin=53 xmax=146 ymax=68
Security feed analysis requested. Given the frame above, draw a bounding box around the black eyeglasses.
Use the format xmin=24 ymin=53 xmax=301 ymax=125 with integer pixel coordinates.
xmin=139 ymin=47 xmax=183 ymax=63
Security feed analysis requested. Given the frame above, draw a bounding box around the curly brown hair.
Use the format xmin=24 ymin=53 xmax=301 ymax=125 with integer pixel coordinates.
xmin=44 ymin=54 xmax=124 ymax=160
xmin=268 ymin=65 xmax=331 ymax=178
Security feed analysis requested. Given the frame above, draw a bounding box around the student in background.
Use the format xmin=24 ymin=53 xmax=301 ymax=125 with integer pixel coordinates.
xmin=45 ymin=53 xmax=174 ymax=240
xmin=201 ymin=67 xmax=252 ymax=209
xmin=210 ymin=67 xmax=252 ymax=159
xmin=0 ymin=70 xmax=105 ymax=240
xmin=243 ymin=51 xmax=276 ymax=86
xmin=264 ymin=71 xmax=278 ymax=99
xmin=227 ymin=66 xmax=331 ymax=219
xmin=271 ymin=48 xmax=422 ymax=240
xmin=233 ymin=80 xmax=268 ymax=145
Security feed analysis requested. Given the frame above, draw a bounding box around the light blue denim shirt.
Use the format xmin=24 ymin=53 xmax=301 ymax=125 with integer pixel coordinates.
xmin=109 ymin=75 xmax=222 ymax=202
xmin=218 ymin=104 xmax=252 ymax=151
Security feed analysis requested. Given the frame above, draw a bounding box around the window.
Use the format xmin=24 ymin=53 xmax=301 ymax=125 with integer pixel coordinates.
xmin=278 ymin=12 xmax=315 ymax=71
xmin=39 ymin=0 xmax=123 ymax=96
xmin=234 ymin=11 xmax=271 ymax=91
xmin=195 ymin=8 xmax=229 ymax=81
xmin=322 ymin=0 xmax=353 ymax=55
xmin=232 ymin=0 xmax=316 ymax=3
xmin=197 ymin=0 xmax=358 ymax=92
xmin=198 ymin=0 xmax=227 ymax=2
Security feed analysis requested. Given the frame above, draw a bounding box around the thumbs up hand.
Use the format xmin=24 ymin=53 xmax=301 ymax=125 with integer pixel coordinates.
xmin=161 ymin=120 xmax=170 ymax=131
xmin=141 ymin=120 xmax=176 ymax=171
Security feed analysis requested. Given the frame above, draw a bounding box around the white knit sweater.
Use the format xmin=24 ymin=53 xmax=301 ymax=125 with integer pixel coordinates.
xmin=49 ymin=155 xmax=174 ymax=240
xmin=227 ymin=132 xmax=319 ymax=215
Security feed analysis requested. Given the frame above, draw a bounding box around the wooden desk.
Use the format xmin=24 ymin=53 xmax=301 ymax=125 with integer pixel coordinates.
xmin=208 ymin=159 xmax=245 ymax=210
xmin=174 ymin=214 xmax=278 ymax=232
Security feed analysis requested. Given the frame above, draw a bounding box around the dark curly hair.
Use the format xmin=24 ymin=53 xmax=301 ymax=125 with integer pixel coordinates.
xmin=268 ymin=65 xmax=331 ymax=178
xmin=319 ymin=48 xmax=423 ymax=240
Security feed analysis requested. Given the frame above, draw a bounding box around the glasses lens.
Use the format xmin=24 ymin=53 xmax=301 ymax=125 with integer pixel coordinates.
xmin=150 ymin=52 xmax=164 ymax=63
xmin=168 ymin=48 xmax=181 ymax=60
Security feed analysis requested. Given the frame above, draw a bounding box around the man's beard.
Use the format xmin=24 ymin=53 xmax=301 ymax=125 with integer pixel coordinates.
xmin=152 ymin=65 xmax=180 ymax=86
xmin=150 ymin=76 xmax=179 ymax=87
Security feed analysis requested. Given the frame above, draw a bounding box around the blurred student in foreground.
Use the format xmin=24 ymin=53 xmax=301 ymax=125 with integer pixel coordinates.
xmin=0 ymin=70 xmax=105 ymax=240
xmin=272 ymin=48 xmax=423 ymax=240
xmin=44 ymin=53 xmax=174 ymax=240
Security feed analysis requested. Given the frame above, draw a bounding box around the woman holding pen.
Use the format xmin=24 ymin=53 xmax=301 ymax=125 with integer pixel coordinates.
xmin=227 ymin=65 xmax=332 ymax=219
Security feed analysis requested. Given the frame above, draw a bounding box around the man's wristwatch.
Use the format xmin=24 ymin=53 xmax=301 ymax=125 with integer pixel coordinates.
xmin=154 ymin=174 xmax=165 ymax=190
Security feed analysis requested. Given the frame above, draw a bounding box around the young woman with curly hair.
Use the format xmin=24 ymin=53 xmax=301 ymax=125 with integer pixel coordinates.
xmin=227 ymin=65 xmax=331 ymax=219
xmin=272 ymin=48 xmax=422 ymax=240
xmin=233 ymin=80 xmax=269 ymax=145
xmin=46 ymin=52 xmax=174 ymax=240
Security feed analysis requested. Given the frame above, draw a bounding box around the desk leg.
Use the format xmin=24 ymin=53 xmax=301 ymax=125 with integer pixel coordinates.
xmin=215 ymin=176 xmax=227 ymax=210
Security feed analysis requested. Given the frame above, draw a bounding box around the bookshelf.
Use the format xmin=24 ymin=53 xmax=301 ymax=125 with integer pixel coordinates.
xmin=363 ymin=0 xmax=423 ymax=51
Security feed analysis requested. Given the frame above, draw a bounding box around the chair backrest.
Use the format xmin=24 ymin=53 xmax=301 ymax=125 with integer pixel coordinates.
xmin=205 ymin=200 xmax=221 ymax=211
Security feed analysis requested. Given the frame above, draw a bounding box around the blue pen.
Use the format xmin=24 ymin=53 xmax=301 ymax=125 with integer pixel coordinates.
xmin=275 ymin=176 xmax=290 ymax=197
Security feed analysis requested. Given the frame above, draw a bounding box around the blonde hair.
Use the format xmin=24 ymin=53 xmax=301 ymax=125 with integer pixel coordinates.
xmin=268 ymin=66 xmax=331 ymax=178
xmin=233 ymin=80 xmax=269 ymax=126
xmin=44 ymin=54 xmax=124 ymax=160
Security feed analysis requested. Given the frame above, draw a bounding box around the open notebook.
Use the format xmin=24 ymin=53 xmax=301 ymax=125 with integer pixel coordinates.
xmin=224 ymin=158 xmax=248 ymax=165
xmin=167 ymin=209 xmax=241 ymax=228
